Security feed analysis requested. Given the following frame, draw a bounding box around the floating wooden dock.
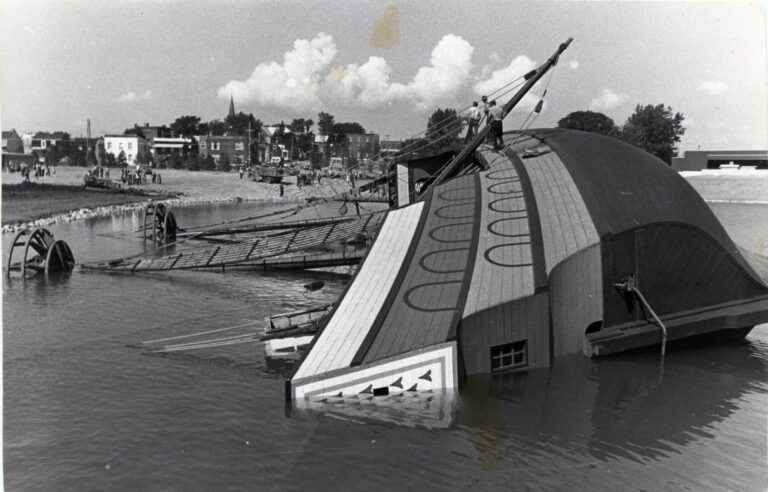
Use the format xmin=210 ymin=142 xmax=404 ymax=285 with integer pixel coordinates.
xmin=82 ymin=210 xmax=386 ymax=273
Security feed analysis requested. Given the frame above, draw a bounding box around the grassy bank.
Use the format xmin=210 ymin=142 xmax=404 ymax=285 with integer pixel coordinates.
xmin=1 ymin=182 xmax=164 ymax=226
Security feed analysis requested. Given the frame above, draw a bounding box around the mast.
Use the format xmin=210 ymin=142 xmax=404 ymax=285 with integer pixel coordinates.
xmin=417 ymin=37 xmax=573 ymax=200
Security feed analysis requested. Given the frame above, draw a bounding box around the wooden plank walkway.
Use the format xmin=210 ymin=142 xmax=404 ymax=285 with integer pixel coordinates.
xmin=82 ymin=210 xmax=387 ymax=273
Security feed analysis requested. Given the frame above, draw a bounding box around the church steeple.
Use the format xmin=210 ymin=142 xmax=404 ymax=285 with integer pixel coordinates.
xmin=228 ymin=95 xmax=236 ymax=120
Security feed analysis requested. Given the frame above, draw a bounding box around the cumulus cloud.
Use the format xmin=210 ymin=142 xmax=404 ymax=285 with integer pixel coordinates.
xmin=218 ymin=33 xmax=336 ymax=112
xmin=589 ymin=88 xmax=629 ymax=111
xmin=473 ymin=55 xmax=539 ymax=112
xmin=218 ymin=33 xmax=474 ymax=112
xmin=390 ymin=34 xmax=474 ymax=108
xmin=569 ymin=60 xmax=579 ymax=70
xmin=697 ymin=80 xmax=728 ymax=95
xmin=116 ymin=90 xmax=151 ymax=102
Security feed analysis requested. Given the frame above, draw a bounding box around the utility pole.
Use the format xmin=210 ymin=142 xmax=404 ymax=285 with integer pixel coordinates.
xmin=247 ymin=120 xmax=252 ymax=167
xmin=86 ymin=118 xmax=95 ymax=166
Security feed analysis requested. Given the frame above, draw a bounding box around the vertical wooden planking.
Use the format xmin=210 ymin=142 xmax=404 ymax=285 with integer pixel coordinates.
xmin=550 ymin=244 xmax=603 ymax=356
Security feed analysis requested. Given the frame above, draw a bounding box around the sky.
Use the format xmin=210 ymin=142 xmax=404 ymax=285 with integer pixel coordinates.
xmin=1 ymin=0 xmax=767 ymax=151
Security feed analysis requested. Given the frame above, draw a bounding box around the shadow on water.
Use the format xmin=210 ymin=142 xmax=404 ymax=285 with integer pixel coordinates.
xmin=459 ymin=336 xmax=767 ymax=464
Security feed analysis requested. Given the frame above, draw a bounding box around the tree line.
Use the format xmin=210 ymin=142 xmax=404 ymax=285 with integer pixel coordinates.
xmin=557 ymin=104 xmax=685 ymax=164
xmin=401 ymin=103 xmax=685 ymax=165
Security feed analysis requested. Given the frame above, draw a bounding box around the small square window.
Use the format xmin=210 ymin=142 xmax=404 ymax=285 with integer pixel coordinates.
xmin=490 ymin=340 xmax=527 ymax=373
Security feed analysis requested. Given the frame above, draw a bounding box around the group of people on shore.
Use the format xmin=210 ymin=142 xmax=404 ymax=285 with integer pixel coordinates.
xmin=6 ymin=162 xmax=55 ymax=182
xmin=463 ymin=95 xmax=505 ymax=150
xmin=118 ymin=167 xmax=162 ymax=185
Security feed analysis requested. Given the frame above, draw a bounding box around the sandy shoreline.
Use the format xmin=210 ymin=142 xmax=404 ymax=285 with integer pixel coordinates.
xmin=2 ymin=166 xmax=766 ymax=234
xmin=1 ymin=166 xmax=356 ymax=233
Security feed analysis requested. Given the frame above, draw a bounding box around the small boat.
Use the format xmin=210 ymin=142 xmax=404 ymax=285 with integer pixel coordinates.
xmin=264 ymin=335 xmax=315 ymax=359
xmin=262 ymin=304 xmax=332 ymax=359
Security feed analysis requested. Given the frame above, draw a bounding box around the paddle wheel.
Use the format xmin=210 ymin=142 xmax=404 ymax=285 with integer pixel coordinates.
xmin=143 ymin=203 xmax=177 ymax=245
xmin=6 ymin=228 xmax=75 ymax=278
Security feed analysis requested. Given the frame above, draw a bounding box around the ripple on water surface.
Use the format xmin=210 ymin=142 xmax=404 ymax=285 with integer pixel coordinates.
xmin=3 ymin=201 xmax=768 ymax=491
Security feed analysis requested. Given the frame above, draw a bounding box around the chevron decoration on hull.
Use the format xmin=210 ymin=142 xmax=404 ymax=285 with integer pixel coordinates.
xmin=291 ymin=342 xmax=457 ymax=401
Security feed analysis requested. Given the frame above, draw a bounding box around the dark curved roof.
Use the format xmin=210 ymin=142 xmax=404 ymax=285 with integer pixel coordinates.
xmin=526 ymin=128 xmax=765 ymax=285
xmin=532 ymin=129 xmax=727 ymax=238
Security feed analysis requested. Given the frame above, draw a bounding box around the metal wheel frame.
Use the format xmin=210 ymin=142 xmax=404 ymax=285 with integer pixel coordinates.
xmin=6 ymin=228 xmax=65 ymax=278
xmin=44 ymin=239 xmax=76 ymax=275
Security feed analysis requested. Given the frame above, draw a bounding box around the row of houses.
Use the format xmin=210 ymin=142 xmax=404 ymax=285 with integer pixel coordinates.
xmin=2 ymin=129 xmax=68 ymax=155
xmin=4 ymin=99 xmax=396 ymax=168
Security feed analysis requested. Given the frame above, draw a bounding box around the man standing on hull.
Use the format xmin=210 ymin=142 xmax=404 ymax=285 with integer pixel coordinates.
xmin=464 ymin=101 xmax=482 ymax=143
xmin=488 ymin=100 xmax=505 ymax=150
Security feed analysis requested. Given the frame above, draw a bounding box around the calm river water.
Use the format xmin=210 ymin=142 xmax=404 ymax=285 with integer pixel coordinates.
xmin=3 ymin=202 xmax=768 ymax=491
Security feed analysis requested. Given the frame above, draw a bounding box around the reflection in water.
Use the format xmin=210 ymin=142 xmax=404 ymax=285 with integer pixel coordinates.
xmin=292 ymin=389 xmax=458 ymax=429
xmin=3 ymin=201 xmax=768 ymax=491
xmin=460 ymin=339 xmax=767 ymax=466
xmin=286 ymin=335 xmax=767 ymax=490
xmin=293 ymin=337 xmax=765 ymax=457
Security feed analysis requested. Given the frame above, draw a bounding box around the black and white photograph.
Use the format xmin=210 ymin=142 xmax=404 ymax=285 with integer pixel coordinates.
xmin=2 ymin=1 xmax=767 ymax=490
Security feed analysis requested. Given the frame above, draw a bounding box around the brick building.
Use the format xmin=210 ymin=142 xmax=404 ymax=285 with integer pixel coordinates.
xmin=197 ymin=135 xmax=248 ymax=167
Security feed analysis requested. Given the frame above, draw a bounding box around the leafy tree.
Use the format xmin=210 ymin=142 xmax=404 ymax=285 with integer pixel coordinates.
xmin=295 ymin=132 xmax=314 ymax=158
xmin=226 ymin=112 xmax=261 ymax=137
xmin=290 ymin=118 xmax=307 ymax=134
xmin=124 ymin=125 xmax=146 ymax=139
xmin=621 ymin=104 xmax=685 ymax=165
xmin=557 ymin=111 xmax=619 ymax=136
xmin=304 ymin=119 xmax=314 ymax=133
xmin=332 ymin=122 xmax=366 ymax=134
xmin=216 ymin=153 xmax=231 ymax=172
xmin=135 ymin=145 xmax=151 ymax=165
xmin=425 ymin=108 xmax=461 ymax=153
xmin=317 ymin=112 xmax=335 ymax=134
xmin=117 ymin=150 xmax=127 ymax=168
xmin=170 ymin=115 xmax=202 ymax=137
xmin=105 ymin=153 xmax=117 ymax=168
xmin=202 ymin=119 xmax=228 ymax=136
